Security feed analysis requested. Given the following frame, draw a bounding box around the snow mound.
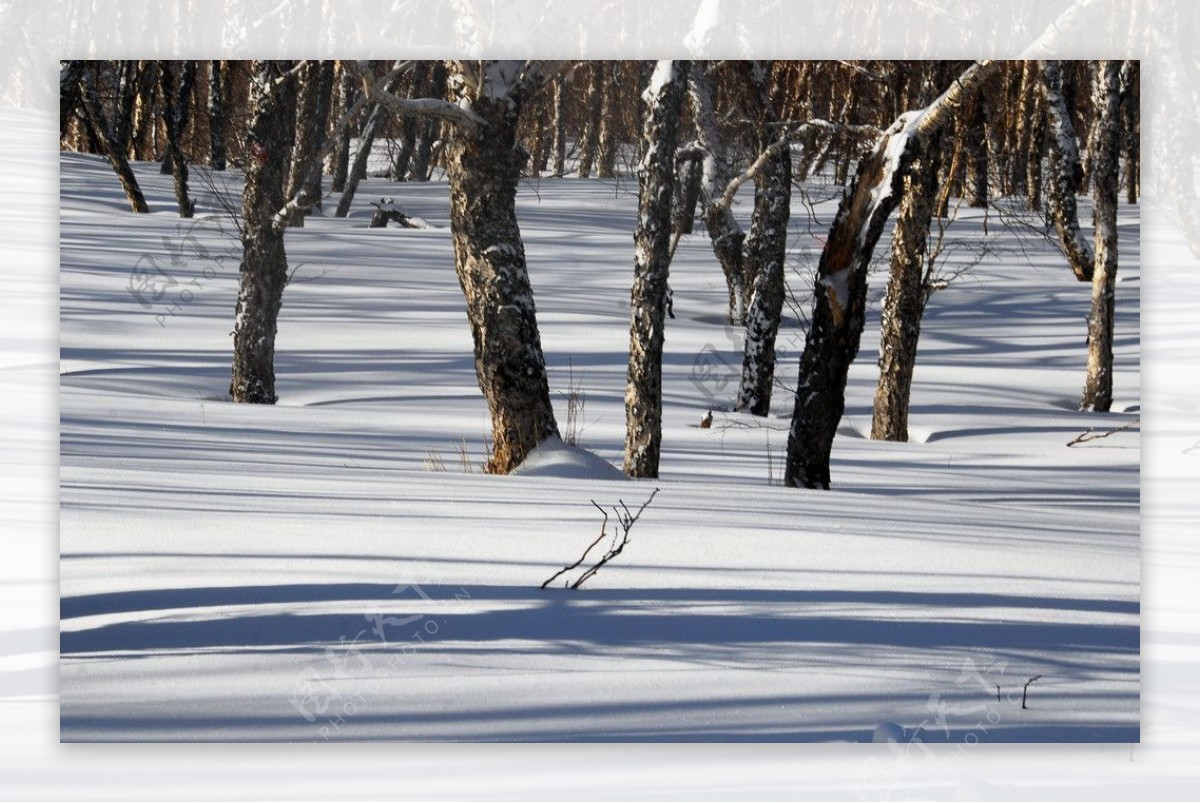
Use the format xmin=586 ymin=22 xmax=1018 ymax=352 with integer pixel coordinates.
xmin=511 ymin=437 xmax=627 ymax=481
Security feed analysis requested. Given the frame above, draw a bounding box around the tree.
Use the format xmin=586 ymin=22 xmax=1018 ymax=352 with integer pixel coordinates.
xmin=76 ymin=63 xmax=149 ymax=214
xmin=576 ymin=64 xmax=604 ymax=178
xmin=625 ymin=60 xmax=689 ymax=479
xmin=784 ymin=60 xmax=1000 ymax=490
xmin=284 ymin=60 xmax=335 ymax=226
xmin=208 ymin=60 xmax=227 ymax=170
xmin=230 ymin=60 xmax=297 ymax=404
xmin=1080 ymin=61 xmax=1121 ymax=413
xmin=335 ymin=64 xmax=403 ymax=218
xmin=1041 ymin=60 xmax=1094 ymax=283
xmin=159 ymin=60 xmax=196 ymax=218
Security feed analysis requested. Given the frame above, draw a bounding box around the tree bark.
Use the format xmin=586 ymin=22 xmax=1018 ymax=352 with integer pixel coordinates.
xmin=444 ymin=61 xmax=560 ymax=474
xmin=784 ymin=60 xmax=999 ymax=490
xmin=391 ymin=61 xmax=429 ymax=181
xmin=230 ymin=61 xmax=297 ymax=404
xmin=687 ymin=64 xmax=747 ymax=326
xmin=285 ymin=60 xmax=335 ymax=226
xmin=59 ymin=61 xmax=85 ymax=139
xmin=625 ymin=60 xmax=688 ymax=479
xmin=1041 ymin=60 xmax=1094 ymax=282
xmin=78 ymin=68 xmax=149 ymax=214
xmin=208 ymin=60 xmax=227 ymax=170
xmin=1119 ymin=60 xmax=1139 ymax=205
xmin=159 ymin=61 xmax=195 ymax=218
xmin=870 ymin=133 xmax=941 ymax=442
xmin=1080 ymin=61 xmax=1121 ymax=413
xmin=596 ymin=63 xmax=619 ymax=178
xmin=551 ymin=74 xmax=567 ymax=177
xmin=576 ymin=65 xmax=604 ymax=178
xmin=735 ymin=63 xmax=792 ymax=417
xmin=335 ymin=69 xmax=402 ymax=218
xmin=411 ymin=61 xmax=448 ymax=182
xmin=329 ymin=64 xmax=355 ymax=192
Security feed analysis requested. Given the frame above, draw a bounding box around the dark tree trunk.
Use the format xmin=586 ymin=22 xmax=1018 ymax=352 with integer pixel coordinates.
xmin=78 ymin=68 xmax=149 ymax=213
xmin=624 ymin=60 xmax=688 ymax=479
xmin=736 ymin=63 xmax=792 ymax=417
xmin=391 ymin=61 xmax=429 ymax=181
xmin=871 ymin=133 xmax=942 ymax=442
xmin=445 ymin=64 xmax=559 ymax=474
xmin=1081 ymin=61 xmax=1121 ymax=413
xmin=285 ymin=60 xmax=335 ymax=226
xmin=596 ymin=63 xmax=619 ymax=178
xmin=1042 ymin=60 xmax=1094 ymax=282
xmin=230 ymin=61 xmax=297 ymax=404
xmin=208 ymin=60 xmax=227 ymax=170
xmin=329 ymin=64 xmax=356 ymax=192
xmin=1025 ymin=84 xmax=1047 ymax=211
xmin=60 ymin=61 xmax=85 ymax=138
xmin=964 ymin=96 xmax=988 ymax=207
xmin=411 ymin=62 xmax=448 ymax=182
xmin=672 ymin=146 xmax=703 ymax=236
xmin=159 ymin=61 xmax=195 ymax=218
xmin=1119 ymin=60 xmax=1139 ymax=205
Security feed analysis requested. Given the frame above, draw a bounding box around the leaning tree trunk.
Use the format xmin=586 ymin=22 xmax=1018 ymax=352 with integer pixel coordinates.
xmin=735 ymin=63 xmax=792 ymax=417
xmin=1081 ymin=61 xmax=1121 ymax=413
xmin=871 ymin=133 xmax=942 ymax=442
xmin=687 ymin=64 xmax=747 ymax=325
xmin=1041 ymin=60 xmax=1094 ymax=283
xmin=208 ymin=60 xmax=227 ymax=170
xmin=624 ymin=60 xmax=688 ymax=479
xmin=335 ymin=70 xmax=402 ymax=218
xmin=159 ymin=61 xmax=195 ymax=218
xmin=78 ymin=69 xmax=149 ymax=214
xmin=230 ymin=61 xmax=297 ymax=404
xmin=445 ymin=69 xmax=560 ymax=474
xmin=784 ymin=60 xmax=999 ymax=490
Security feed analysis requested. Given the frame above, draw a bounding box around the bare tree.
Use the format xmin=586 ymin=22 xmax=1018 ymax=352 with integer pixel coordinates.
xmin=208 ymin=60 xmax=227 ymax=170
xmin=284 ymin=60 xmax=335 ymax=226
xmin=625 ymin=60 xmax=689 ymax=479
xmin=335 ymin=64 xmax=403 ymax=218
xmin=1081 ymin=61 xmax=1121 ymax=413
xmin=158 ymin=60 xmax=195 ymax=217
xmin=76 ymin=63 xmax=149 ymax=214
xmin=1041 ymin=60 xmax=1094 ymax=283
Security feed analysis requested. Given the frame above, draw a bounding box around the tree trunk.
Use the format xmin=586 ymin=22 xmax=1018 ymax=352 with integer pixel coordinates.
xmin=1119 ymin=60 xmax=1139 ymax=205
xmin=208 ymin=60 xmax=227 ymax=170
xmin=285 ymin=60 xmax=335 ymax=226
xmin=576 ymin=64 xmax=603 ymax=178
xmin=784 ymin=60 xmax=999 ymax=490
xmin=230 ymin=61 xmax=297 ymax=404
xmin=672 ymin=146 xmax=703 ymax=236
xmin=329 ymin=64 xmax=355 ymax=192
xmin=551 ymin=74 xmax=567 ymax=177
xmin=445 ymin=63 xmax=559 ymax=474
xmin=687 ymin=64 xmax=747 ymax=326
xmin=625 ymin=60 xmax=688 ymax=479
xmin=411 ymin=61 xmax=448 ymax=182
xmin=964 ymin=95 xmax=988 ymax=207
xmin=78 ymin=69 xmax=149 ymax=213
xmin=335 ymin=70 xmax=402 ymax=218
xmin=1080 ymin=61 xmax=1121 ymax=413
xmin=596 ymin=63 xmax=619 ymax=178
xmin=59 ymin=61 xmax=85 ymax=138
xmin=391 ymin=61 xmax=429 ymax=181
xmin=1041 ymin=60 xmax=1094 ymax=282
xmin=159 ymin=61 xmax=195 ymax=218
xmin=1025 ymin=84 xmax=1047 ymax=211
xmin=735 ymin=64 xmax=792 ymax=417
xmin=871 ymin=133 xmax=941 ymax=442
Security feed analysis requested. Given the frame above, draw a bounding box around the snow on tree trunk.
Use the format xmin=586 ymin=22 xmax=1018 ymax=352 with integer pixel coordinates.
xmin=285 ymin=60 xmax=334 ymax=227
xmin=871 ymin=133 xmax=941 ymax=442
xmin=208 ymin=60 xmax=227 ymax=170
xmin=687 ymin=64 xmax=747 ymax=326
xmin=159 ymin=61 xmax=195 ymax=218
xmin=1081 ymin=61 xmax=1121 ymax=413
xmin=78 ymin=68 xmax=149 ymax=214
xmin=1041 ymin=60 xmax=1094 ymax=283
xmin=624 ymin=60 xmax=688 ymax=479
xmin=784 ymin=60 xmax=999 ymax=490
xmin=445 ymin=63 xmax=560 ymax=474
xmin=735 ymin=63 xmax=792 ymax=417
xmin=230 ymin=61 xmax=297 ymax=405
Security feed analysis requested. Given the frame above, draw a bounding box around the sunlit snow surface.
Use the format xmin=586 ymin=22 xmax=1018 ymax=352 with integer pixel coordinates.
xmin=59 ymin=151 xmax=1139 ymax=742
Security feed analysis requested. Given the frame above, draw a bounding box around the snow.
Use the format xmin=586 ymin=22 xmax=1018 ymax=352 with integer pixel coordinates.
xmin=59 ymin=151 xmax=1139 ymax=742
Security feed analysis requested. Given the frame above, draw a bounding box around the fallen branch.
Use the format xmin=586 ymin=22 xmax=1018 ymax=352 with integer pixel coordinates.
xmin=541 ymin=488 xmax=660 ymax=590
xmin=1066 ymin=417 xmax=1139 ymax=447
xmin=1021 ymin=675 xmax=1042 ymax=709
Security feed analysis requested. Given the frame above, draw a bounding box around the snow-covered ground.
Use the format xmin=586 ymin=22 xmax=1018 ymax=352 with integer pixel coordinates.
xmin=59 ymin=150 xmax=1139 ymax=742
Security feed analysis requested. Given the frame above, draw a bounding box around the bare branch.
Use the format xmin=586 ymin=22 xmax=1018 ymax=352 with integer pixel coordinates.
xmin=1066 ymin=418 xmax=1139 ymax=447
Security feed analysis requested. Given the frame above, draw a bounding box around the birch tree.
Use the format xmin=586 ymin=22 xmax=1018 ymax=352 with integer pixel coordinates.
xmin=208 ymin=60 xmax=227 ymax=170
xmin=76 ymin=63 xmax=149 ymax=214
xmin=625 ymin=60 xmax=689 ymax=479
xmin=1080 ymin=61 xmax=1121 ymax=413
xmin=158 ymin=60 xmax=195 ymax=218
xmin=1041 ymin=60 xmax=1094 ymax=283
xmin=784 ymin=60 xmax=1000 ymax=490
